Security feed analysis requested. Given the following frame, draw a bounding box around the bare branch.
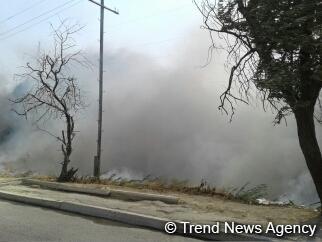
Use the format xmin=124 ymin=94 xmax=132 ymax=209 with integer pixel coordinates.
xmin=10 ymin=21 xmax=87 ymax=182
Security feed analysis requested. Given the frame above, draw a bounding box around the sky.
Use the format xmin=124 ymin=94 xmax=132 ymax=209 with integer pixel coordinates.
xmin=0 ymin=0 xmax=321 ymax=205
xmin=0 ymin=0 xmax=203 ymax=89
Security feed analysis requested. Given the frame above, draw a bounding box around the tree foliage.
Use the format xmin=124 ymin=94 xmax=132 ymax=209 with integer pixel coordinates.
xmin=196 ymin=0 xmax=322 ymax=202
xmin=196 ymin=0 xmax=322 ymax=123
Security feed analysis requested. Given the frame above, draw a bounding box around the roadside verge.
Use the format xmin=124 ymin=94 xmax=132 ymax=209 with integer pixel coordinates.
xmin=0 ymin=189 xmax=270 ymax=241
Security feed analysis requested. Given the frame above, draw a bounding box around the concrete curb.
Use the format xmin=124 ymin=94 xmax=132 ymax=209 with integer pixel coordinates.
xmin=22 ymin=179 xmax=111 ymax=197
xmin=0 ymin=190 xmax=270 ymax=241
xmin=22 ymin=179 xmax=179 ymax=204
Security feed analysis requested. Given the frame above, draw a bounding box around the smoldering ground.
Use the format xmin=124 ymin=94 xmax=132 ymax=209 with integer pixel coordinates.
xmin=0 ymin=34 xmax=321 ymax=205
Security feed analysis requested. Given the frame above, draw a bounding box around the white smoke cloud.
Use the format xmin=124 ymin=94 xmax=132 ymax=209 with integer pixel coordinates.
xmin=0 ymin=31 xmax=321 ymax=205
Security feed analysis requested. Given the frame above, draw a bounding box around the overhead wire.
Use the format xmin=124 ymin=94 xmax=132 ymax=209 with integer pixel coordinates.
xmin=0 ymin=0 xmax=84 ymax=41
xmin=105 ymin=3 xmax=190 ymax=31
xmin=0 ymin=0 xmax=47 ymax=25
xmin=0 ymin=0 xmax=81 ymax=37
xmin=102 ymin=3 xmax=192 ymax=51
xmin=1 ymin=0 xmax=193 ymax=63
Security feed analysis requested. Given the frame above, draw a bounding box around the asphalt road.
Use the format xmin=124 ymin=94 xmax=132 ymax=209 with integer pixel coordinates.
xmin=0 ymin=200 xmax=201 ymax=242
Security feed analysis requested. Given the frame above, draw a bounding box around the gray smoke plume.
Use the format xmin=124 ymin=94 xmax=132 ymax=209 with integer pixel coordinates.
xmin=0 ymin=33 xmax=321 ymax=205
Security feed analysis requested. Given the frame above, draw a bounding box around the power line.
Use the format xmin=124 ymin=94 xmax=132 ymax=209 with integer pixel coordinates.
xmin=105 ymin=4 xmax=190 ymax=31
xmin=109 ymin=35 xmax=186 ymax=49
xmin=0 ymin=0 xmax=47 ymax=25
xmin=0 ymin=0 xmax=83 ymax=41
xmin=0 ymin=0 xmax=80 ymax=37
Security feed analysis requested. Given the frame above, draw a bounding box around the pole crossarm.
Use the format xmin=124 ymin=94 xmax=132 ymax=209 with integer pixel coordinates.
xmin=88 ymin=0 xmax=119 ymax=14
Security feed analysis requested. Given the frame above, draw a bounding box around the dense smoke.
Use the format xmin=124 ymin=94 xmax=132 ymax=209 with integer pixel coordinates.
xmin=0 ymin=34 xmax=321 ymax=205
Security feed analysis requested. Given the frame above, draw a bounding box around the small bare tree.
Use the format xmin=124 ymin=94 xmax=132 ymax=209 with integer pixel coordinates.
xmin=11 ymin=22 xmax=87 ymax=182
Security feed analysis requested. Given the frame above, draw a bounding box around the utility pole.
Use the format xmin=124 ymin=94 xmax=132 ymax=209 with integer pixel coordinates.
xmin=88 ymin=0 xmax=119 ymax=179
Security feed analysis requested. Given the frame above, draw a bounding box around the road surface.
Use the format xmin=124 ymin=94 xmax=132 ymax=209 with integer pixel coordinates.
xmin=0 ymin=200 xmax=201 ymax=242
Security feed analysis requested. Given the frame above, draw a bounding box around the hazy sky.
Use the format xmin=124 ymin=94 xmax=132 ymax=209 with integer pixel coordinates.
xmin=0 ymin=0 xmax=202 ymax=89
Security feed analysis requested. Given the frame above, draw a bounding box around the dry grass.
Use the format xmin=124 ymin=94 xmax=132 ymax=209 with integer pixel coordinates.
xmin=53 ymin=175 xmax=272 ymax=205
xmin=0 ymin=171 xmax=296 ymax=206
xmin=73 ymin=176 xmax=224 ymax=196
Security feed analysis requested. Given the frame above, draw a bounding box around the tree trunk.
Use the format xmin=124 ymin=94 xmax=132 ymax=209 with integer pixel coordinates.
xmin=294 ymin=105 xmax=322 ymax=202
xmin=58 ymin=157 xmax=69 ymax=182
xmin=57 ymin=155 xmax=77 ymax=182
xmin=57 ymin=115 xmax=78 ymax=182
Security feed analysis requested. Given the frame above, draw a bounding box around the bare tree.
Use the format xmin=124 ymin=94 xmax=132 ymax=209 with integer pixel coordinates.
xmin=11 ymin=22 xmax=87 ymax=182
xmin=195 ymin=0 xmax=322 ymax=201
